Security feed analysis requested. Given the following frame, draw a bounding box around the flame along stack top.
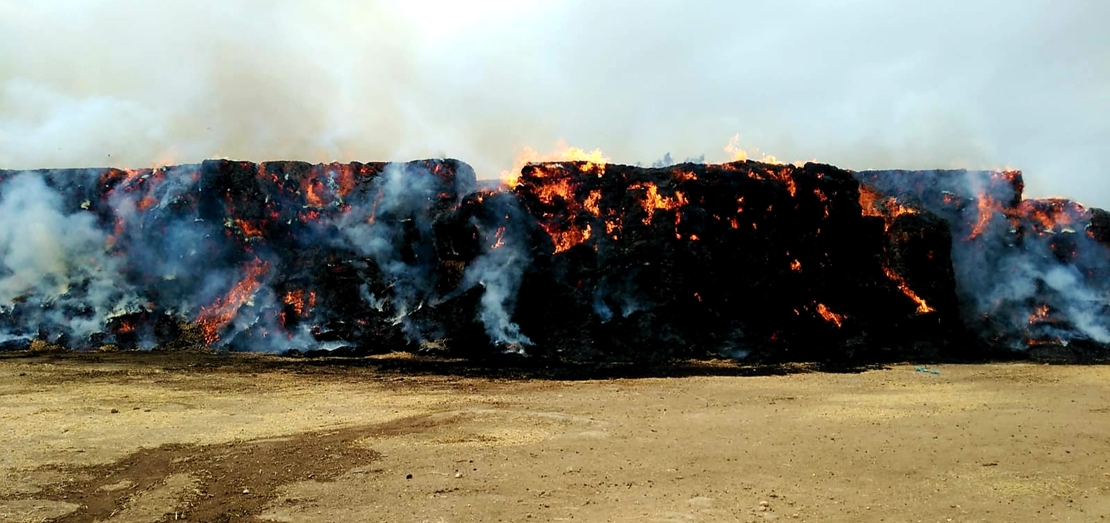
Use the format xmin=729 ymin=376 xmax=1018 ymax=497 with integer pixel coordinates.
xmin=0 ymin=158 xmax=1105 ymax=362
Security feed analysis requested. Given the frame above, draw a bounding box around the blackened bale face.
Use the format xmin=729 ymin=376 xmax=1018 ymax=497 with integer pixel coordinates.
xmin=0 ymin=160 xmax=1107 ymax=363
xmin=509 ymin=161 xmax=962 ymax=363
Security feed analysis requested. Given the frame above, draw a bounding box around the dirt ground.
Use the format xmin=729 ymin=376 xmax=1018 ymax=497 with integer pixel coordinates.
xmin=0 ymin=352 xmax=1108 ymax=523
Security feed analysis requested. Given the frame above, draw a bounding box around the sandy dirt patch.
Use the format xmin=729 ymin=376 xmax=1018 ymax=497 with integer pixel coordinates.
xmin=0 ymin=352 xmax=1108 ymax=522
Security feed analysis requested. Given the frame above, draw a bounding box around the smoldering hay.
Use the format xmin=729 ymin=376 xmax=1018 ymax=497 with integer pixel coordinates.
xmin=0 ymin=157 xmax=1108 ymax=362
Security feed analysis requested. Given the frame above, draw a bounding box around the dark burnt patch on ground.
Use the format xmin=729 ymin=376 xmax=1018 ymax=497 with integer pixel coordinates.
xmin=13 ymin=415 xmax=486 ymax=523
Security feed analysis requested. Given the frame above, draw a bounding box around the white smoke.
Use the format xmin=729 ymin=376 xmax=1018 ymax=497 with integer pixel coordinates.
xmin=860 ymin=168 xmax=1110 ymax=348
xmin=338 ymin=163 xmax=442 ymax=341
xmin=0 ymin=173 xmax=137 ymax=341
xmin=462 ymin=216 xmax=532 ymax=349
xmin=1042 ymin=265 xmax=1110 ymax=344
xmin=1 ymin=1 xmax=1105 ymax=207
xmin=956 ymin=216 xmax=1110 ymax=346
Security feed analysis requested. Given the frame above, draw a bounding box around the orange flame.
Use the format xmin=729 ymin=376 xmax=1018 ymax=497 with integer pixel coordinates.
xmin=135 ymin=194 xmax=159 ymax=212
xmin=632 ymin=182 xmax=687 ymax=225
xmin=304 ymin=180 xmax=324 ymax=208
xmin=116 ymin=319 xmax=136 ymax=334
xmin=491 ymin=226 xmax=507 ymax=250
xmin=859 ymin=186 xmax=883 ymax=218
xmin=501 ymin=140 xmax=609 ymax=188
xmin=583 ymin=190 xmax=602 ymax=216
xmin=882 ymin=266 xmax=934 ymax=314
xmin=859 ymin=185 xmax=919 ymax=231
xmin=1017 ymin=199 xmax=1087 ymax=236
xmin=753 ymin=167 xmax=797 ymax=197
xmin=968 ymin=195 xmax=1001 ymax=240
xmin=604 ymin=217 xmax=622 ymax=238
xmin=197 ymin=259 xmax=270 ymax=344
xmin=534 ymin=177 xmax=577 ymax=207
xmin=790 ymin=259 xmax=802 ymax=272
xmin=815 ymin=303 xmax=845 ymax=328
xmin=284 ymin=290 xmax=307 ymax=316
xmin=235 ymin=219 xmax=264 ymax=238
xmin=550 ymin=223 xmax=591 ymax=254
xmin=528 ymin=166 xmax=604 ymax=253
xmin=1028 ymin=304 xmax=1050 ymax=325
xmin=724 ymin=134 xmax=784 ymax=165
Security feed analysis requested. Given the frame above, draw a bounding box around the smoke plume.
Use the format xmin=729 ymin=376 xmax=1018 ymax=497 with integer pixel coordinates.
xmin=857 ymin=169 xmax=1110 ymax=350
xmin=1 ymin=1 xmax=1106 ymax=206
xmin=0 ymin=173 xmax=137 ymax=343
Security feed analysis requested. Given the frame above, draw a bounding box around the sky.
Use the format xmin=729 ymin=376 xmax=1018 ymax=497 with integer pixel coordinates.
xmin=0 ymin=0 xmax=1107 ymax=206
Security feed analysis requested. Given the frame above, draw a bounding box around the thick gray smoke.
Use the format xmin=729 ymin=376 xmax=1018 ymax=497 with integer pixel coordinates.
xmin=955 ymin=220 xmax=1110 ymax=347
xmin=0 ymin=159 xmax=537 ymax=353
xmin=339 ymin=164 xmax=444 ymax=340
xmin=858 ymin=168 xmax=1110 ymax=349
xmin=0 ymin=173 xmax=138 ymax=342
xmin=1 ymin=1 xmax=1106 ymax=206
xmin=337 ymin=161 xmax=532 ymax=349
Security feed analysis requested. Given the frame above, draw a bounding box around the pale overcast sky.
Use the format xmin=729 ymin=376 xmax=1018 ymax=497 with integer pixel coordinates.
xmin=1 ymin=1 xmax=1106 ymax=206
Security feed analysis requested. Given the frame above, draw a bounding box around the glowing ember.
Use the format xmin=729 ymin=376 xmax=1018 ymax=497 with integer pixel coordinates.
xmin=675 ymin=170 xmax=697 ymax=181
xmin=882 ymin=266 xmax=934 ymax=314
xmin=304 ymin=180 xmax=325 ymax=208
xmin=527 ymin=165 xmax=605 ymax=253
xmin=632 ymin=182 xmax=687 ymax=225
xmin=116 ymin=320 xmax=136 ymax=334
xmin=1028 ymin=304 xmax=1050 ymax=325
xmin=235 ymin=219 xmax=264 ymax=238
xmin=197 ymin=259 xmax=270 ymax=344
xmin=859 ymin=185 xmax=919 ymax=231
xmin=491 ymin=226 xmax=507 ymax=250
xmin=583 ymin=190 xmax=602 ymax=216
xmin=535 ymin=178 xmax=576 ymax=207
xmin=1018 ymin=199 xmax=1088 ymax=236
xmin=790 ymin=259 xmax=802 ymax=272
xmin=550 ymin=223 xmax=591 ymax=254
xmin=968 ymin=195 xmax=1001 ymax=240
xmin=755 ymin=168 xmax=797 ymax=197
xmin=284 ymin=289 xmax=315 ymax=316
xmin=604 ymin=217 xmax=621 ymax=235
xmin=859 ymin=186 xmax=883 ymax=217
xmin=815 ymin=303 xmax=845 ymax=328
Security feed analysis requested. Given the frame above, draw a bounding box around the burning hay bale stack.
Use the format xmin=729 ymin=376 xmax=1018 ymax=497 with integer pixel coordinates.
xmin=508 ymin=161 xmax=964 ymax=362
xmin=0 ymin=159 xmax=484 ymax=354
xmin=857 ymin=169 xmax=1110 ymax=358
xmin=0 ymin=158 xmax=1106 ymax=362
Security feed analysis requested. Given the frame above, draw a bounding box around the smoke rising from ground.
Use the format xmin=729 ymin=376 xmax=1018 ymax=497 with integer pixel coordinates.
xmin=1 ymin=0 xmax=1107 ymax=207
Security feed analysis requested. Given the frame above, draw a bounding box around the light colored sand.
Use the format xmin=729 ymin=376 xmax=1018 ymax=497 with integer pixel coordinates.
xmin=0 ymin=354 xmax=1108 ymax=522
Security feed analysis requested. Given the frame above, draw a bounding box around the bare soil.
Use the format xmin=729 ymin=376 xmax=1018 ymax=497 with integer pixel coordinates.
xmin=1 ymin=352 xmax=1108 ymax=522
